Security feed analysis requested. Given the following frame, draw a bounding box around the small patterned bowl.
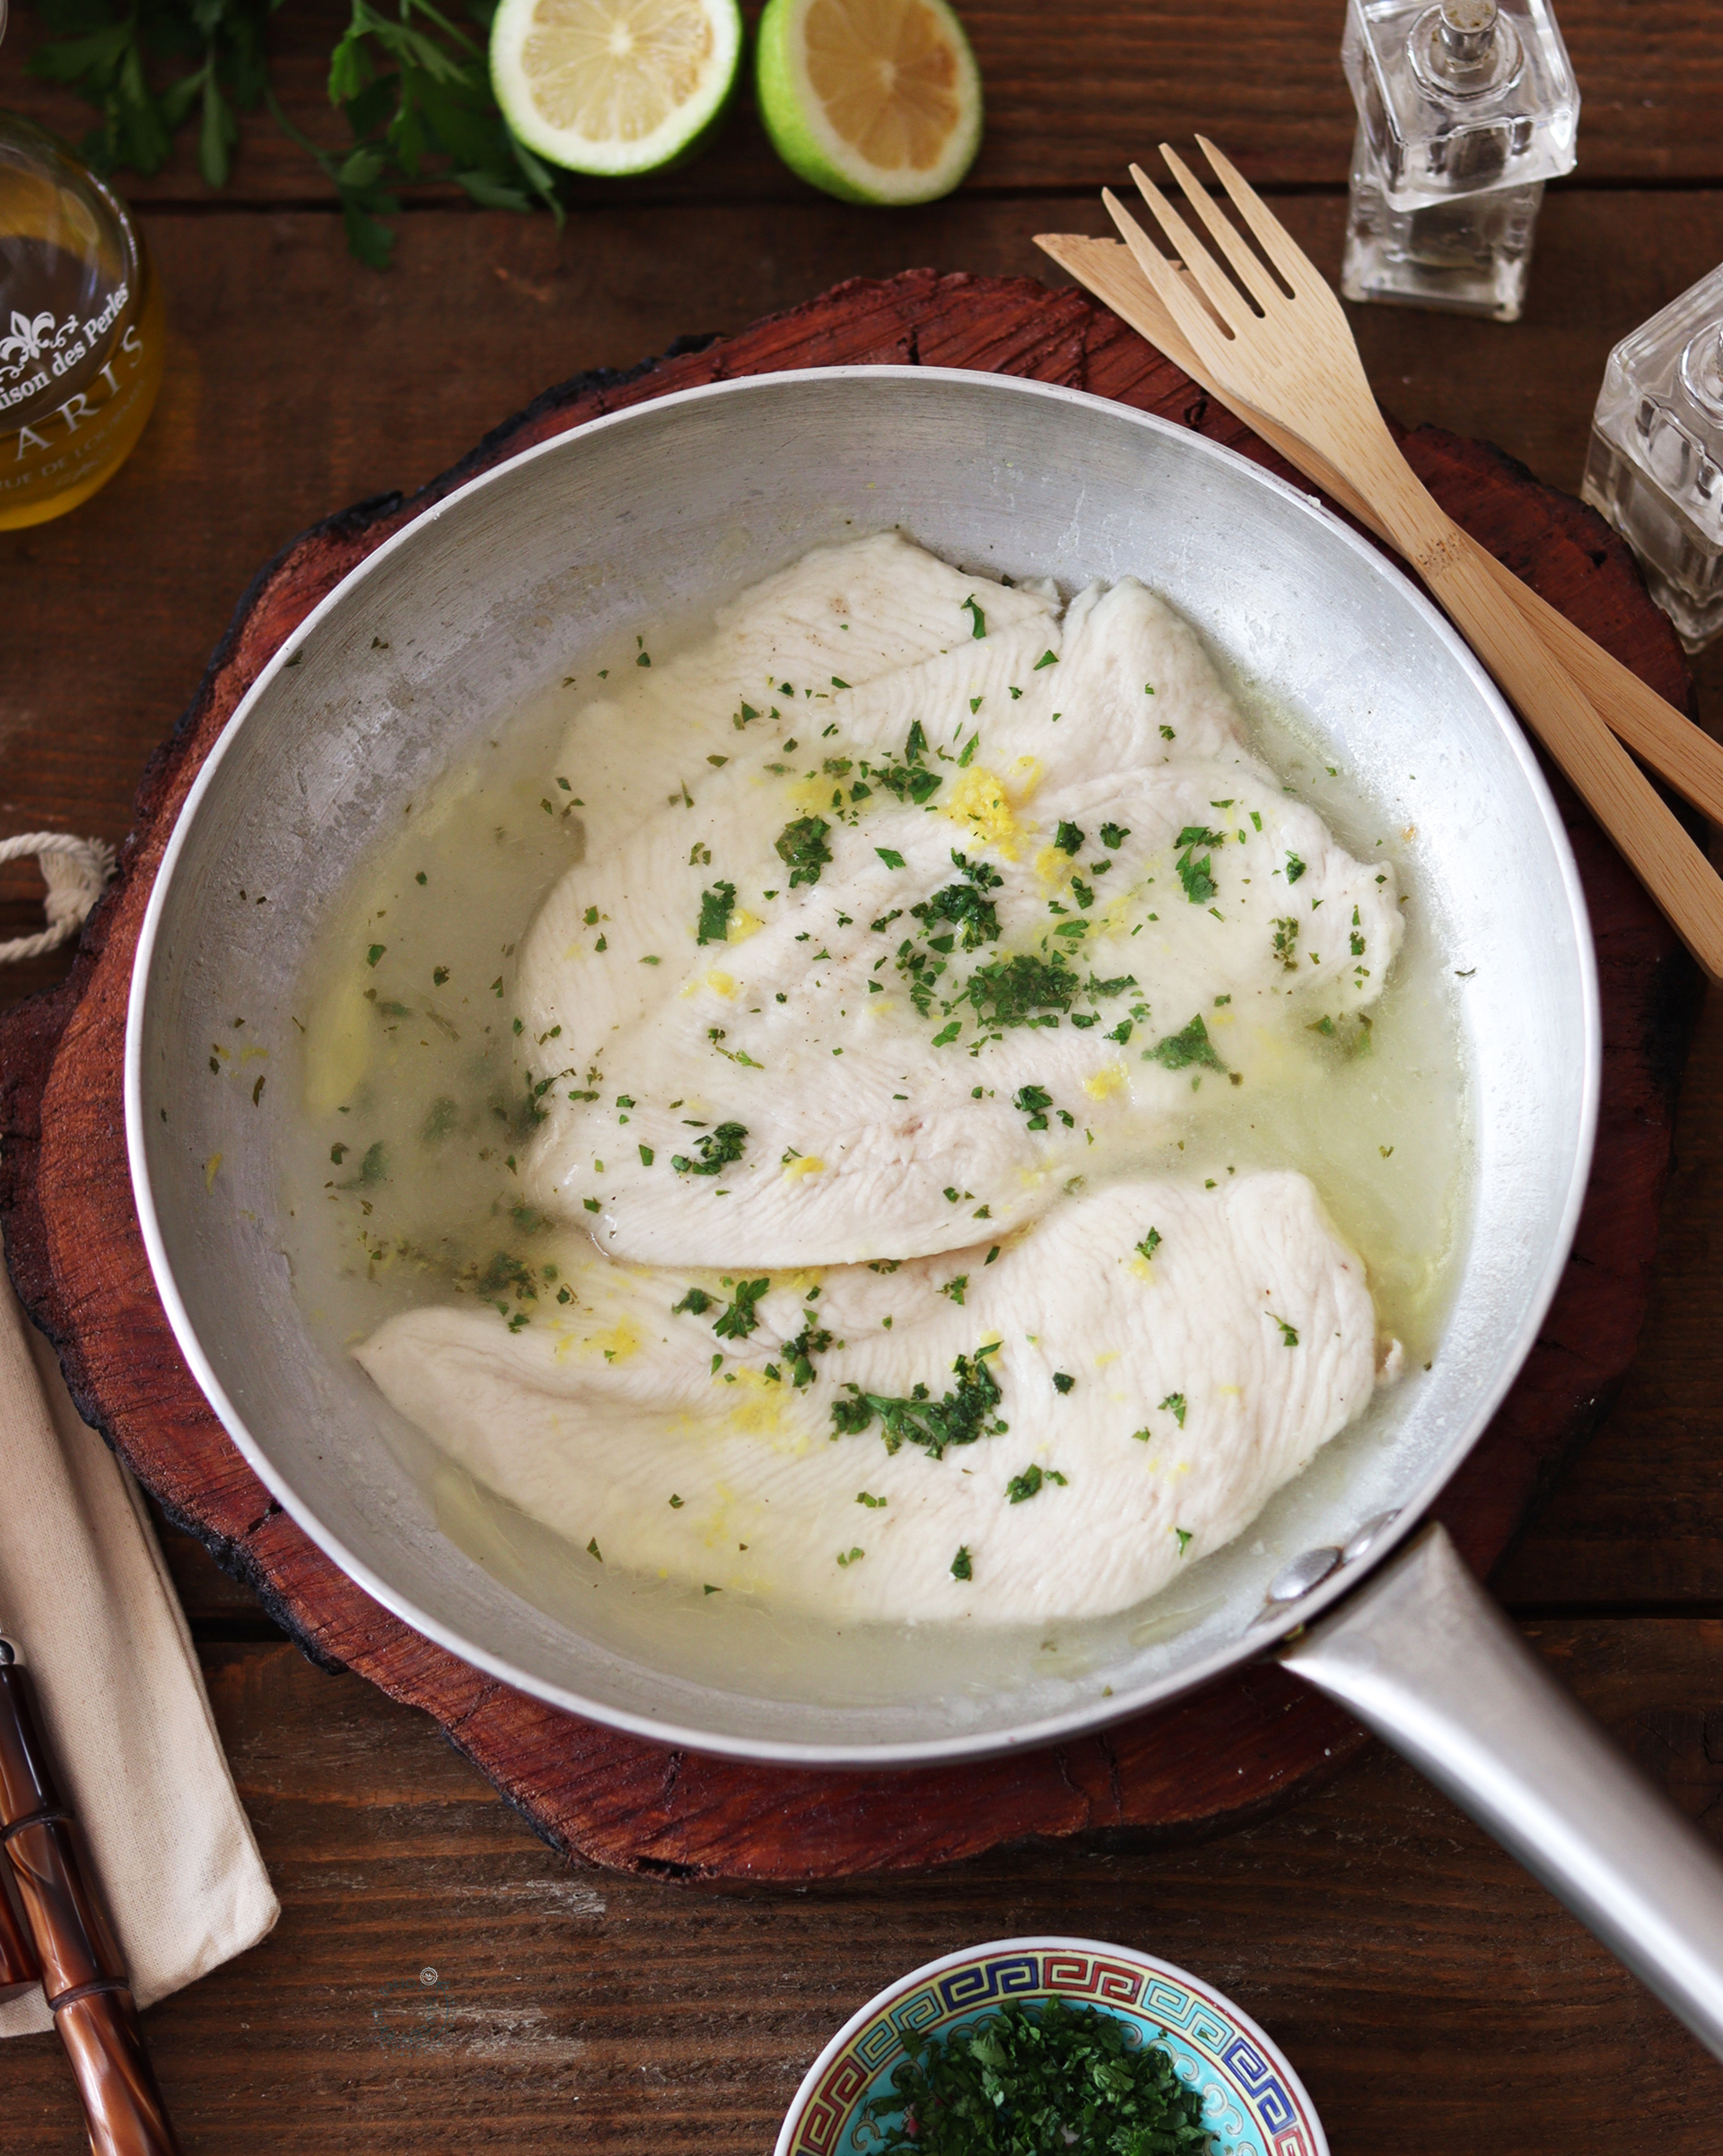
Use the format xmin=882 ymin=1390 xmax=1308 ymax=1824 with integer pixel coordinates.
xmin=775 ymin=1935 xmax=1326 ymax=2156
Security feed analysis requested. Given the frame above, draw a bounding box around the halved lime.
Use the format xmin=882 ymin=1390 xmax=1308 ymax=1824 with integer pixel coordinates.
xmin=491 ymin=0 xmax=744 ymax=177
xmin=755 ymin=0 xmax=984 ymax=206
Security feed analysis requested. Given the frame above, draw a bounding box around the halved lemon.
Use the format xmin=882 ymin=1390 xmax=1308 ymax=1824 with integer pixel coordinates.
xmin=491 ymin=0 xmax=744 ymax=176
xmin=756 ymin=0 xmax=984 ymax=206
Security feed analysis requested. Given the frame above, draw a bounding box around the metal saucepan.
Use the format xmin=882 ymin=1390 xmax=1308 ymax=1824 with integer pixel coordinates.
xmin=126 ymin=369 xmax=1723 ymax=2055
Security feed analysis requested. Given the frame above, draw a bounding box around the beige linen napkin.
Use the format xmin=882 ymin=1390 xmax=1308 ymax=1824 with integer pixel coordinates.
xmin=0 ymin=1237 xmax=278 ymax=2037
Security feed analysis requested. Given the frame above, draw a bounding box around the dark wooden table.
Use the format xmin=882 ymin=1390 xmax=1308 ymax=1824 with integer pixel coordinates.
xmin=6 ymin=4 xmax=1723 ymax=2147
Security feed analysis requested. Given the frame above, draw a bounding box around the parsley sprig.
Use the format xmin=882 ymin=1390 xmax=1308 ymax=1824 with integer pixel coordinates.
xmin=29 ymin=0 xmax=563 ymax=267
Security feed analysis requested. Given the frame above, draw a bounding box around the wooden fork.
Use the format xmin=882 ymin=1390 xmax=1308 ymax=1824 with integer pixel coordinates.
xmin=1088 ymin=136 xmax=1723 ymax=981
xmin=1034 ymin=226 xmax=1723 ymax=838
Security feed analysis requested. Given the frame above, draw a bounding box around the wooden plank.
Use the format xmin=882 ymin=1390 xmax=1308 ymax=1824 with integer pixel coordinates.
xmin=5 ymin=1620 xmax=1723 ymax=2151
xmin=1497 ymin=977 xmax=1723 ymax=1608
xmin=4 ymin=189 xmax=1721 ymax=1030
xmin=4 ymin=0 xmax=1721 ymax=203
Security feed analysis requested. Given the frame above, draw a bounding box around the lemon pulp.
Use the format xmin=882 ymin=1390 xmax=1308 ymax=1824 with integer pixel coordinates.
xmin=492 ymin=0 xmax=742 ymax=174
xmin=756 ymin=0 xmax=983 ymax=204
xmin=806 ymin=0 xmax=964 ymax=173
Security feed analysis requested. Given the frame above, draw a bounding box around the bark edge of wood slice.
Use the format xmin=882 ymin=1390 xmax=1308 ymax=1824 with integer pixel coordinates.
xmin=0 ymin=269 xmax=1702 ymax=1880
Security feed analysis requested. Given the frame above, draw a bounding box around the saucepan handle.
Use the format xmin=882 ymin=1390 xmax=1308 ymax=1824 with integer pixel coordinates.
xmin=1281 ymin=1521 xmax=1723 ymax=2062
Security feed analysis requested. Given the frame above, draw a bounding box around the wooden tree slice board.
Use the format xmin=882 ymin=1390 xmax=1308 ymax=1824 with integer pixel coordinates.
xmin=0 ymin=271 xmax=1702 ymax=1880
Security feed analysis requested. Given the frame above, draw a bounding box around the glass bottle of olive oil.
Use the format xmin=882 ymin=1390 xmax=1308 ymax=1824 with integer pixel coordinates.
xmin=0 ymin=110 xmax=165 ymax=530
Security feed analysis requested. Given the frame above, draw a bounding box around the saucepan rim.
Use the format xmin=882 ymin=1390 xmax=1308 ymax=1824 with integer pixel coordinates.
xmin=125 ymin=365 xmax=1600 ymax=1766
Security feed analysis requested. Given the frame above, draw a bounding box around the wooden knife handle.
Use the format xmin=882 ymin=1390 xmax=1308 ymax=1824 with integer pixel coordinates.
xmin=0 ymin=1655 xmax=183 ymax=2156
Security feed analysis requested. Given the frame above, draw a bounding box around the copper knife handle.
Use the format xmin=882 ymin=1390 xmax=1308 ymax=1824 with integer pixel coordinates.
xmin=0 ymin=1651 xmax=183 ymax=2156
xmin=0 ymin=1856 xmax=39 ymax=2001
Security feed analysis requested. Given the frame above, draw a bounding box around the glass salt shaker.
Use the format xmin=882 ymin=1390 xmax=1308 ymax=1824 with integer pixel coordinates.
xmin=0 ymin=0 xmax=165 ymax=530
xmin=1581 ymin=263 xmax=1723 ymax=653
xmin=1340 ymin=0 xmax=1579 ymax=323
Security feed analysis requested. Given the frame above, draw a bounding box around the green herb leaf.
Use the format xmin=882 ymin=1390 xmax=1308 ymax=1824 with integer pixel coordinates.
xmin=1147 ymin=1014 xmax=1226 ymax=1073
xmin=670 ymin=1122 xmax=748 ymax=1178
xmin=695 ymin=881 xmax=737 ymax=946
xmin=775 ymin=817 xmax=832 ymax=888
xmin=832 ymin=1347 xmax=1008 ymax=1459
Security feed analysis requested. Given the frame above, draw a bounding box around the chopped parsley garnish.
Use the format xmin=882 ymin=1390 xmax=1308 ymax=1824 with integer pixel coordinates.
xmin=695 ymin=881 xmax=736 ymax=945
xmin=587 ymin=1538 xmax=602 ymax=1559
xmin=1285 ymin=852 xmax=1308 ymax=884
xmin=671 ymin=1122 xmax=748 ymax=1177
xmin=950 ymin=1546 xmax=974 ymax=1581
xmin=960 ymin=592 xmax=986 ymax=639
xmin=876 ymin=847 xmax=907 ymax=870
xmin=836 ymin=1547 xmax=864 ymax=1566
xmin=875 ymin=744 xmax=942 ymax=803
xmin=1272 ymin=916 xmax=1300 ymax=969
xmin=831 ymin=1345 xmax=1007 ymax=1459
xmin=961 ymin=951 xmax=1078 ymax=1029
xmin=941 ymin=1275 xmax=968 ymax=1305
xmin=1175 ymin=1526 xmax=1194 ymax=1556
xmin=911 ymin=851 xmax=1004 ymax=950
xmin=1013 ymin=1084 xmax=1070 ymax=1133
xmin=1051 ymin=1372 xmax=1074 ymax=1394
xmin=1273 ymin=1315 xmax=1299 ymax=1347
xmin=1160 ymin=1391 xmax=1187 ymax=1427
xmin=856 ymin=1491 xmax=888 ymax=1509
xmin=366 ymin=943 xmax=386 ymax=966
xmin=1174 ymin=825 xmax=1225 ymax=905
xmin=1054 ymin=819 xmax=1085 ymax=855
xmin=774 ymin=816 xmax=832 ymax=888
xmin=710 ymin=1277 xmax=771 ymax=1341
xmin=782 ymin=1322 xmax=833 ymax=1388
xmin=1033 ymin=649 xmax=1057 ymax=670
xmin=1098 ymin=822 xmax=1131 ymax=850
xmin=1135 ymin=1227 xmax=1162 ymax=1261
xmin=861 ymin=1998 xmax=1212 ymax=2155
xmin=1006 ymin=1465 xmax=1044 ymax=1503
xmin=1147 ymin=1014 xmax=1226 ymax=1073
xmin=1159 ymin=723 xmax=1176 ymax=741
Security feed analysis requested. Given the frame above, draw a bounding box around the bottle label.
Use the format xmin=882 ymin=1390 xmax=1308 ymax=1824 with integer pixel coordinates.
xmin=0 ymin=280 xmax=131 ymax=424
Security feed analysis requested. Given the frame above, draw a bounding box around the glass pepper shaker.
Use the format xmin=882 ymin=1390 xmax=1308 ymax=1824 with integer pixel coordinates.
xmin=1340 ymin=0 xmax=1579 ymax=323
xmin=1581 ymin=263 xmax=1723 ymax=654
xmin=0 ymin=0 xmax=165 ymax=530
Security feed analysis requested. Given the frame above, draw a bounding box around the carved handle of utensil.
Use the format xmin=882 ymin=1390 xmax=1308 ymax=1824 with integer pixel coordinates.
xmin=0 ymin=1658 xmax=183 ymax=2155
xmin=0 ymin=1858 xmax=39 ymax=2001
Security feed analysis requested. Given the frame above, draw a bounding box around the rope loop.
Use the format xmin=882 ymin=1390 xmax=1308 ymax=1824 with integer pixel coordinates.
xmin=0 ymin=833 xmax=117 ymax=964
